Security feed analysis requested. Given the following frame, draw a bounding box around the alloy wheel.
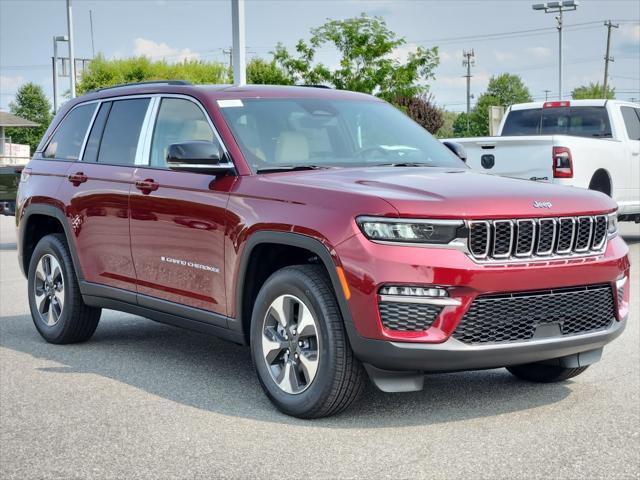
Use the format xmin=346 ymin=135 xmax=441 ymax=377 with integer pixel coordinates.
xmin=261 ymin=294 xmax=320 ymax=394
xmin=33 ymin=254 xmax=65 ymax=326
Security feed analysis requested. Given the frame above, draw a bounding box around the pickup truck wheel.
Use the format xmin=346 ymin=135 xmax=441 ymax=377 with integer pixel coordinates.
xmin=27 ymin=234 xmax=101 ymax=344
xmin=250 ymin=265 xmax=365 ymax=418
xmin=506 ymin=363 xmax=589 ymax=383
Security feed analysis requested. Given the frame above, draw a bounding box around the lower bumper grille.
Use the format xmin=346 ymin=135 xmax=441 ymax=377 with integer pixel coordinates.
xmin=379 ymin=302 xmax=442 ymax=331
xmin=453 ymin=284 xmax=615 ymax=345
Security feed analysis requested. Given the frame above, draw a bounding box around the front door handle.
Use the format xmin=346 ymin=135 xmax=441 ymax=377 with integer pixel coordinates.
xmin=135 ymin=178 xmax=159 ymax=194
xmin=68 ymin=172 xmax=88 ymax=186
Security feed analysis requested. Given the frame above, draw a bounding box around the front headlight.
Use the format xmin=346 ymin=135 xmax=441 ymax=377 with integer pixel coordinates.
xmin=607 ymin=212 xmax=618 ymax=238
xmin=356 ymin=216 xmax=464 ymax=244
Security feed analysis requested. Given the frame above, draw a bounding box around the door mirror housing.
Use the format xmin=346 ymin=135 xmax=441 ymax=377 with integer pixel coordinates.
xmin=166 ymin=141 xmax=234 ymax=174
xmin=442 ymin=141 xmax=467 ymax=163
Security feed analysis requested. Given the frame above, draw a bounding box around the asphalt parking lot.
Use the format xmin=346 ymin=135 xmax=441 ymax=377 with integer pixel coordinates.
xmin=0 ymin=215 xmax=638 ymax=479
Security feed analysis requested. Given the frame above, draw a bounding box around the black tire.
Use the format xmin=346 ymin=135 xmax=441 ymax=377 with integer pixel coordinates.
xmin=27 ymin=233 xmax=101 ymax=344
xmin=506 ymin=363 xmax=589 ymax=383
xmin=250 ymin=264 xmax=365 ymax=419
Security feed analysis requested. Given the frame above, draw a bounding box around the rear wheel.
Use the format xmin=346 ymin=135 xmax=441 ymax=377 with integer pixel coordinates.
xmin=27 ymin=234 xmax=101 ymax=344
xmin=507 ymin=363 xmax=589 ymax=383
xmin=250 ymin=265 xmax=365 ymax=418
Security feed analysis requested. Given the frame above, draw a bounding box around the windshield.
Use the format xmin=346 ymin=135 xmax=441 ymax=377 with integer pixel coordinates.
xmin=502 ymin=106 xmax=612 ymax=138
xmin=218 ymin=98 xmax=464 ymax=172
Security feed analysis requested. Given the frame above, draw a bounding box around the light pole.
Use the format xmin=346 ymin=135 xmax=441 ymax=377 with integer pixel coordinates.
xmin=52 ymin=35 xmax=69 ymax=112
xmin=66 ymin=0 xmax=76 ymax=98
xmin=532 ymin=1 xmax=579 ymax=100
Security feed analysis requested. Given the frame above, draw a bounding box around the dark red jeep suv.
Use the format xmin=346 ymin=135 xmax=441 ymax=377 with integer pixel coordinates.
xmin=16 ymin=82 xmax=630 ymax=418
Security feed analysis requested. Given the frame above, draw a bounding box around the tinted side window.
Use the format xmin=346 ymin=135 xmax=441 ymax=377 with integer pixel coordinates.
xmin=501 ymin=109 xmax=541 ymax=136
xmin=43 ymin=103 xmax=96 ymax=160
xmin=621 ymin=106 xmax=640 ymax=141
xmin=98 ymin=98 xmax=150 ymax=165
xmin=82 ymin=102 xmax=112 ymax=163
xmin=150 ymin=98 xmax=216 ymax=167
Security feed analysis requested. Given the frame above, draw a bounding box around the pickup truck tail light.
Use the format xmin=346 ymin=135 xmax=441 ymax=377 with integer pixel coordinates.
xmin=553 ymin=146 xmax=573 ymax=178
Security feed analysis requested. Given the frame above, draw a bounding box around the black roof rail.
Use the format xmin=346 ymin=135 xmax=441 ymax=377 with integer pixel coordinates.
xmin=90 ymin=80 xmax=191 ymax=93
xmin=297 ymin=84 xmax=332 ymax=89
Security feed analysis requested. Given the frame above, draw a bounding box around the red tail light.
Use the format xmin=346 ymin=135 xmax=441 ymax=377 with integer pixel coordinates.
xmin=553 ymin=146 xmax=573 ymax=178
xmin=544 ymin=101 xmax=570 ymax=108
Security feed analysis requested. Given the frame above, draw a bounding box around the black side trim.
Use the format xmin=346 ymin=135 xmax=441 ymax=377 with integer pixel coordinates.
xmin=82 ymin=295 xmax=244 ymax=345
xmin=235 ymin=231 xmax=358 ymax=342
xmin=19 ymin=204 xmax=83 ymax=280
xmin=79 ymin=281 xmax=229 ymax=330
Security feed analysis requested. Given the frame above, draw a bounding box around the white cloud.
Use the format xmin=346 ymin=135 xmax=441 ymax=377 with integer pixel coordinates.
xmin=620 ymin=24 xmax=640 ymax=41
xmin=526 ymin=46 xmax=551 ymax=60
xmin=0 ymin=75 xmax=25 ymax=93
xmin=132 ymin=38 xmax=200 ymax=62
xmin=434 ymin=71 xmax=491 ymax=89
xmin=389 ymin=42 xmax=422 ymax=63
xmin=493 ymin=50 xmax=515 ymax=63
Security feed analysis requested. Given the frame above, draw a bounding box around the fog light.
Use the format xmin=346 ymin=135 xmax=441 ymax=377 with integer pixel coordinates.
xmin=380 ymin=285 xmax=449 ymax=297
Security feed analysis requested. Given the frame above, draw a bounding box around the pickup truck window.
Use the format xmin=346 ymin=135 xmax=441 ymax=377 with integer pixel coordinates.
xmin=620 ymin=106 xmax=640 ymax=141
xmin=502 ymin=106 xmax=612 ymax=138
xmin=43 ymin=103 xmax=97 ymax=160
xmin=219 ymin=99 xmax=463 ymax=172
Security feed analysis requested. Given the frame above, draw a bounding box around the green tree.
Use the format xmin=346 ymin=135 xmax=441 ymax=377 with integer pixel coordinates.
xmin=5 ymin=83 xmax=52 ymax=153
xmin=246 ymin=58 xmax=293 ymax=85
xmin=273 ymin=14 xmax=439 ymax=101
xmin=436 ymin=110 xmax=459 ymax=138
xmin=572 ymin=82 xmax=615 ymax=99
xmin=76 ymin=55 xmax=228 ymax=94
xmin=454 ymin=74 xmax=532 ymax=136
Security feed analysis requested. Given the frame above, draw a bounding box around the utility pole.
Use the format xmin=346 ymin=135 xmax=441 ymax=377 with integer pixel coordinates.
xmin=462 ymin=49 xmax=475 ymax=133
xmin=603 ymin=20 xmax=618 ymax=97
xmin=66 ymin=0 xmax=76 ymax=98
xmin=223 ymin=47 xmax=232 ymax=69
xmin=533 ymin=1 xmax=579 ymax=100
xmin=89 ymin=10 xmax=95 ymax=58
xmin=544 ymin=89 xmax=551 ymax=101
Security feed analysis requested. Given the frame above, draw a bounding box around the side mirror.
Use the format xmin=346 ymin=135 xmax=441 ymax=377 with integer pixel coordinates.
xmin=166 ymin=141 xmax=235 ymax=174
xmin=442 ymin=141 xmax=467 ymax=162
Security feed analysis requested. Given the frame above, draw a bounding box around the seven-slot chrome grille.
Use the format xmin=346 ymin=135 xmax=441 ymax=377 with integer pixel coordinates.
xmin=468 ymin=215 xmax=608 ymax=262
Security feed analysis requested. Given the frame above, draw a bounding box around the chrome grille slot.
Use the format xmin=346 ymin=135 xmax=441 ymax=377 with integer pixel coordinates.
xmin=515 ymin=220 xmax=535 ymax=257
xmin=492 ymin=220 xmax=513 ymax=258
xmin=592 ymin=215 xmax=607 ymax=250
xmin=575 ymin=216 xmax=593 ymax=252
xmin=466 ymin=214 xmax=610 ymax=262
xmin=536 ymin=218 xmax=556 ymax=255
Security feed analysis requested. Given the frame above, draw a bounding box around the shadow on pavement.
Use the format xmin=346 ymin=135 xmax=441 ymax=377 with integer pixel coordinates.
xmin=0 ymin=312 xmax=572 ymax=427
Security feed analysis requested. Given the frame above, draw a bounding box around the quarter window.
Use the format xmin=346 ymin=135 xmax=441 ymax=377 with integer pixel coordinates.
xmin=43 ymin=103 xmax=96 ymax=160
xmin=621 ymin=106 xmax=640 ymax=141
xmin=97 ymin=98 xmax=150 ymax=165
xmin=150 ymin=98 xmax=216 ymax=167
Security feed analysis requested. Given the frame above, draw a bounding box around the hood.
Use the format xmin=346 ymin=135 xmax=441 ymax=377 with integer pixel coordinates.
xmin=260 ymin=167 xmax=616 ymax=219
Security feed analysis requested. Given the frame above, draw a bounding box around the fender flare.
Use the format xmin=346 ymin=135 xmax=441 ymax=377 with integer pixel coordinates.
xmin=588 ymin=169 xmax=613 ymax=197
xmin=234 ymin=231 xmax=356 ymax=341
xmin=19 ymin=204 xmax=84 ymax=280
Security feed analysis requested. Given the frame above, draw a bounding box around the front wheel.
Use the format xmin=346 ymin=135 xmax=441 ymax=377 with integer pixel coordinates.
xmin=250 ymin=265 xmax=365 ymax=418
xmin=507 ymin=363 xmax=589 ymax=383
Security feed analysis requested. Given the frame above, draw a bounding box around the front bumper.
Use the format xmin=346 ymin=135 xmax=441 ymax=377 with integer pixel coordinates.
xmin=335 ymin=232 xmax=630 ymax=373
xmin=349 ymin=316 xmax=626 ymax=373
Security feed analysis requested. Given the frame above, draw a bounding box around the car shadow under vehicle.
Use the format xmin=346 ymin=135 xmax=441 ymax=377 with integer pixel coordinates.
xmin=0 ymin=311 xmax=572 ymax=427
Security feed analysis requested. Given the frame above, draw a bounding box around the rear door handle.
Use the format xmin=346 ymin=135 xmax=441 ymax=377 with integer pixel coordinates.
xmin=68 ymin=172 xmax=88 ymax=186
xmin=135 ymin=178 xmax=159 ymax=194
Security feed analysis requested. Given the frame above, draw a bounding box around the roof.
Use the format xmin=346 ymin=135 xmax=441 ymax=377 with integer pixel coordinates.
xmin=0 ymin=111 xmax=39 ymax=128
xmin=509 ymin=99 xmax=639 ymax=111
xmin=75 ymin=82 xmax=379 ymax=104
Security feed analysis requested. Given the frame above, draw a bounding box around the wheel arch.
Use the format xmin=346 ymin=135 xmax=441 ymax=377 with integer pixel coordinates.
xmin=234 ymin=231 xmax=354 ymax=345
xmin=588 ymin=168 xmax=612 ymax=197
xmin=19 ymin=204 xmax=83 ymax=280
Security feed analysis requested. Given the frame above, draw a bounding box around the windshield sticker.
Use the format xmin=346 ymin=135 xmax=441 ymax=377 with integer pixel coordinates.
xmin=217 ymin=99 xmax=244 ymax=108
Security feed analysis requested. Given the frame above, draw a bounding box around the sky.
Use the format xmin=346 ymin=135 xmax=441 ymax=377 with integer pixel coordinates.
xmin=1 ymin=0 xmax=639 ymax=112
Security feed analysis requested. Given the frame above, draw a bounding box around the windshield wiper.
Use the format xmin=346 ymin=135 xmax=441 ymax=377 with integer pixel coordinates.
xmin=373 ymin=162 xmax=433 ymax=167
xmin=256 ymin=165 xmax=329 ymax=174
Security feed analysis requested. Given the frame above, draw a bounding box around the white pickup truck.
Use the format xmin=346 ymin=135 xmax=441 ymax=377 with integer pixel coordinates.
xmin=445 ymin=99 xmax=640 ymax=221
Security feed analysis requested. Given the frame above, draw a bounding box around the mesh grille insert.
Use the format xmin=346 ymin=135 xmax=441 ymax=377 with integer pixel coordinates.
xmin=379 ymin=302 xmax=442 ymax=331
xmin=452 ymin=284 xmax=615 ymax=345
